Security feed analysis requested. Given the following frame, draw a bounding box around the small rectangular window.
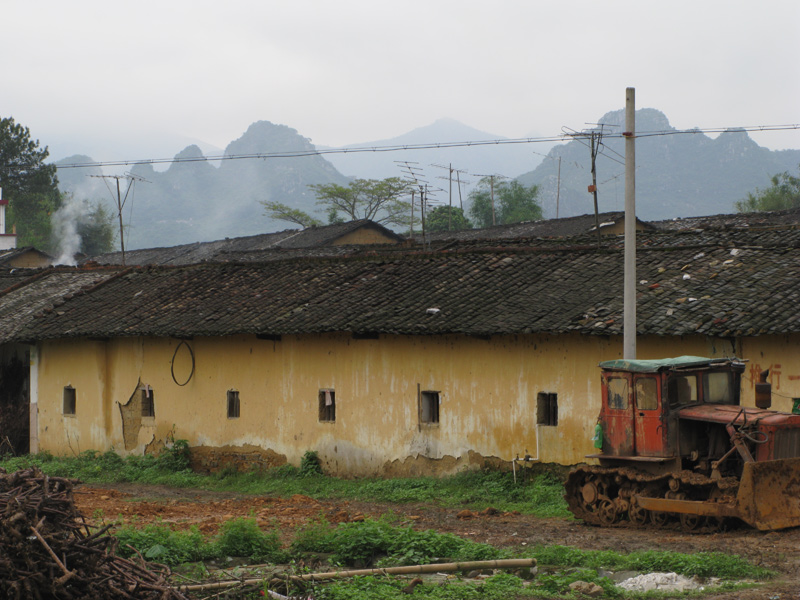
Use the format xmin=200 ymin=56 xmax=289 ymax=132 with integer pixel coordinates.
xmin=635 ymin=377 xmax=658 ymax=410
xmin=537 ymin=392 xmax=558 ymax=426
xmin=607 ymin=377 xmax=629 ymax=410
xmin=420 ymin=391 xmax=440 ymax=424
xmin=141 ymin=387 xmax=155 ymax=418
xmin=227 ymin=390 xmax=240 ymax=418
xmin=63 ymin=386 xmax=76 ymax=415
xmin=319 ymin=389 xmax=335 ymax=422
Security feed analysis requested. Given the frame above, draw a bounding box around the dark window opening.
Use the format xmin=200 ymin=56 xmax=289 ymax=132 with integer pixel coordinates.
xmin=227 ymin=390 xmax=240 ymax=418
xmin=420 ymin=391 xmax=440 ymax=424
xmin=319 ymin=389 xmax=335 ymax=422
xmin=63 ymin=386 xmax=76 ymax=415
xmin=141 ymin=388 xmax=155 ymax=418
xmin=537 ymin=392 xmax=558 ymax=426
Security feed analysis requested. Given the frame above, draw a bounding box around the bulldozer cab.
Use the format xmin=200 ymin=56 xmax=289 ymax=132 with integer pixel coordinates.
xmin=597 ymin=356 xmax=744 ymax=459
xmin=569 ymin=355 xmax=800 ymax=530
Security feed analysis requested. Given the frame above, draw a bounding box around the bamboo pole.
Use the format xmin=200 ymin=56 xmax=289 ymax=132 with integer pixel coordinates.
xmin=178 ymin=558 xmax=536 ymax=593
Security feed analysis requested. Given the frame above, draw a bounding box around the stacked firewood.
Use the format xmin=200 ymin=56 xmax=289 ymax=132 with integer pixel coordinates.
xmin=0 ymin=466 xmax=189 ymax=600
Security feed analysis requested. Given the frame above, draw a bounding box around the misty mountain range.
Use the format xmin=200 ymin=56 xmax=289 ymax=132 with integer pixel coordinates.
xmin=55 ymin=111 xmax=800 ymax=250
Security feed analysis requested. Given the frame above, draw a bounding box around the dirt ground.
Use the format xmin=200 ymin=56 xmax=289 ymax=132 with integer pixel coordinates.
xmin=74 ymin=483 xmax=800 ymax=599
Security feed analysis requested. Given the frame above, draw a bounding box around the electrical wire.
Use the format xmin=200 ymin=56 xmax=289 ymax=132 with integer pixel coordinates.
xmin=41 ymin=123 xmax=799 ymax=171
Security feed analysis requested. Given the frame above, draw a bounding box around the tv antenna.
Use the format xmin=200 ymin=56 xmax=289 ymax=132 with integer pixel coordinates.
xmin=89 ymin=172 xmax=149 ymax=265
xmin=431 ymin=163 xmax=471 ymax=231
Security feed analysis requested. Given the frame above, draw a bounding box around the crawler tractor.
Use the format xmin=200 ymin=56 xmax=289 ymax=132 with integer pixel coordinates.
xmin=565 ymin=356 xmax=800 ymax=531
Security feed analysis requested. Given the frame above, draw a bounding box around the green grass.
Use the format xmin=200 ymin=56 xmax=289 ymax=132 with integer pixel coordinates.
xmin=0 ymin=450 xmax=570 ymax=517
xmin=291 ymin=516 xmax=507 ymax=567
xmin=114 ymin=517 xmax=287 ymax=566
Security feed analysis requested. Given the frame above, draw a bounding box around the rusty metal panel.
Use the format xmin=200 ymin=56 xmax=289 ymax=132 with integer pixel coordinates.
xmin=772 ymin=428 xmax=800 ymax=459
xmin=634 ymin=496 xmax=739 ymax=518
xmin=737 ymin=458 xmax=800 ymax=530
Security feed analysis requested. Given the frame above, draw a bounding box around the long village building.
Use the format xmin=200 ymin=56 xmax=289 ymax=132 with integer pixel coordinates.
xmin=1 ymin=221 xmax=799 ymax=476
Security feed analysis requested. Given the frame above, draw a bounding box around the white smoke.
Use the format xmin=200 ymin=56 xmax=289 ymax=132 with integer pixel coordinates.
xmin=51 ymin=196 xmax=92 ymax=266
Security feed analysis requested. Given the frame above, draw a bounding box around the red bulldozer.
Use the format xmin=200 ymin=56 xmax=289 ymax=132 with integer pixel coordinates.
xmin=565 ymin=356 xmax=800 ymax=531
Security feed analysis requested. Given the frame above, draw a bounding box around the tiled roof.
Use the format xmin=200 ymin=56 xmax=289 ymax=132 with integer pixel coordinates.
xmin=89 ymin=220 xmax=404 ymax=266
xmin=0 ymin=267 xmax=121 ymax=343
xmin=415 ymin=212 xmax=655 ymax=243
xmin=651 ymin=207 xmax=800 ymax=231
xmin=12 ymin=228 xmax=800 ymax=342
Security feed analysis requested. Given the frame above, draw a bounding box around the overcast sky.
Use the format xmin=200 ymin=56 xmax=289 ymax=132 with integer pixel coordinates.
xmin=3 ymin=0 xmax=799 ymax=163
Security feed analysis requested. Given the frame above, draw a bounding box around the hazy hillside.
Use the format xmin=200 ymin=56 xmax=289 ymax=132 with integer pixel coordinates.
xmin=323 ymin=118 xmax=551 ymax=193
xmin=58 ymin=122 xmax=350 ymax=249
xmin=54 ymin=112 xmax=800 ymax=251
xmin=518 ymin=109 xmax=800 ymax=220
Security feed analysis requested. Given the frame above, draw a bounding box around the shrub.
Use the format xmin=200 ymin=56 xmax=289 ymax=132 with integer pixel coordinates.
xmin=213 ymin=517 xmax=287 ymax=563
xmin=300 ymin=451 xmax=323 ymax=477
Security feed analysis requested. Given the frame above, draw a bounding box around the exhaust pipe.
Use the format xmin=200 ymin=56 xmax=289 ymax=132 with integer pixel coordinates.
xmin=755 ymin=369 xmax=771 ymax=409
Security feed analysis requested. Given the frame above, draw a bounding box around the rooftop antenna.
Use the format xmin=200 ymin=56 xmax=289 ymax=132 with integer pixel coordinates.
xmin=431 ymin=163 xmax=470 ymax=230
xmin=564 ymin=122 xmax=617 ymax=246
xmin=89 ymin=172 xmax=149 ymax=265
xmin=395 ymin=160 xmax=428 ymax=241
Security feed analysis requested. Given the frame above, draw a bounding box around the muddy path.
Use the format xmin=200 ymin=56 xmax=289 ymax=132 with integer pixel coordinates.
xmin=75 ymin=483 xmax=800 ymax=598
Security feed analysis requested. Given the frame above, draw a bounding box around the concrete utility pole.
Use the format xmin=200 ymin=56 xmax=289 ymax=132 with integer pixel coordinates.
xmin=623 ymin=87 xmax=637 ymax=360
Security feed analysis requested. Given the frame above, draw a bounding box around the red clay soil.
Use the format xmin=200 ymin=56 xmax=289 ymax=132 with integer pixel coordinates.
xmin=75 ymin=483 xmax=800 ymax=599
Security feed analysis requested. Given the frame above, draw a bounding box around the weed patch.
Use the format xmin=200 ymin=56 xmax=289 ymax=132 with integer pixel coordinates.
xmin=0 ymin=453 xmax=569 ymax=518
xmin=292 ymin=518 xmax=506 ymax=568
xmin=529 ymin=545 xmax=773 ymax=580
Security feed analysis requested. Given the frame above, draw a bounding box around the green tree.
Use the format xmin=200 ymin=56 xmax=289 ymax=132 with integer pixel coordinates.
xmin=468 ymin=178 xmax=542 ymax=228
xmin=425 ymin=205 xmax=472 ymax=232
xmin=0 ymin=117 xmax=61 ymax=249
xmin=78 ymin=202 xmax=116 ymax=255
xmin=261 ymin=200 xmax=322 ymax=228
xmin=735 ymin=165 xmax=800 ymax=212
xmin=309 ymin=177 xmax=411 ymax=226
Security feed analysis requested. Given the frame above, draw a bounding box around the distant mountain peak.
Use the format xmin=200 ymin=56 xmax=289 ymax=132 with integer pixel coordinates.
xmin=598 ymin=108 xmax=673 ymax=131
xmin=225 ymin=120 xmax=313 ymax=155
xmin=174 ymin=144 xmax=206 ymax=160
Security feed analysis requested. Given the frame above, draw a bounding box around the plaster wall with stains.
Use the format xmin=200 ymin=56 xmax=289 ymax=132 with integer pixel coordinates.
xmin=32 ymin=331 xmax=798 ymax=476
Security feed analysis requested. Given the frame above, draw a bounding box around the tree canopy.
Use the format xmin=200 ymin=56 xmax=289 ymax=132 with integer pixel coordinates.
xmin=425 ymin=205 xmax=472 ymax=233
xmin=261 ymin=200 xmax=323 ymax=228
xmin=0 ymin=117 xmax=61 ymax=249
xmin=77 ymin=202 xmax=116 ymax=255
xmin=735 ymin=165 xmax=800 ymax=212
xmin=468 ymin=178 xmax=542 ymax=228
xmin=309 ymin=177 xmax=411 ymax=226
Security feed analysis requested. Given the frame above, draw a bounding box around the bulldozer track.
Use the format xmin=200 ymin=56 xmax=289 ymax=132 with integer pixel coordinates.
xmin=565 ymin=465 xmax=740 ymax=533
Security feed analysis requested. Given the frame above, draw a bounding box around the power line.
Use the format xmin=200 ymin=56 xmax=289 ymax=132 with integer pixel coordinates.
xmin=42 ymin=123 xmax=800 ymax=171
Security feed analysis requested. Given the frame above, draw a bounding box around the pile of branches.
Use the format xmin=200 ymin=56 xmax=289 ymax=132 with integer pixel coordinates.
xmin=0 ymin=466 xmax=189 ymax=599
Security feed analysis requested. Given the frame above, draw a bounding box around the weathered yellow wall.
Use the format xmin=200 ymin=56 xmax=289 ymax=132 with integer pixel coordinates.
xmin=7 ymin=251 xmax=51 ymax=268
xmin=739 ymin=335 xmax=800 ymax=413
xmin=332 ymin=228 xmax=398 ymax=245
xmin=35 ymin=332 xmax=796 ymax=476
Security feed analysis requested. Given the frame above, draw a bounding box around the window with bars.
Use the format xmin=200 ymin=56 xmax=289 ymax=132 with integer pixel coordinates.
xmin=227 ymin=390 xmax=240 ymax=418
xmin=318 ymin=389 xmax=335 ymax=422
xmin=141 ymin=387 xmax=155 ymax=418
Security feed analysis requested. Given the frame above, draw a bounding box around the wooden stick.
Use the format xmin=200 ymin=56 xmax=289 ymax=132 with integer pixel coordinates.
xmin=30 ymin=526 xmax=76 ymax=584
xmin=179 ymin=558 xmax=536 ymax=593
